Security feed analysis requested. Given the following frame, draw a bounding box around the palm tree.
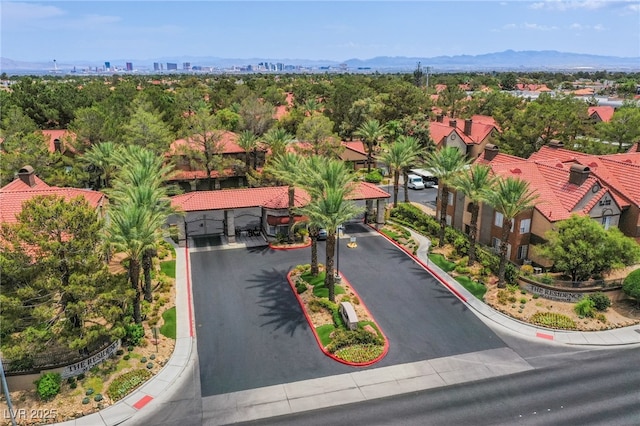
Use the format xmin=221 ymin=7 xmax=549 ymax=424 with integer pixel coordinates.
xmin=237 ymin=130 xmax=258 ymax=171
xmin=107 ymin=205 xmax=162 ymax=323
xmin=355 ymin=119 xmax=387 ymax=172
xmin=268 ymin=152 xmax=302 ymax=244
xmin=424 ymin=146 xmax=470 ymax=247
xmin=450 ymin=164 xmax=496 ymax=266
xmin=109 ymin=146 xmax=177 ymax=303
xmin=298 ymin=185 xmax=362 ymax=302
xmin=82 ymin=142 xmax=120 ymax=189
xmin=483 ymin=177 xmax=538 ymax=287
xmin=263 ymin=127 xmax=295 ymax=163
xmin=380 ymin=136 xmax=423 ymax=207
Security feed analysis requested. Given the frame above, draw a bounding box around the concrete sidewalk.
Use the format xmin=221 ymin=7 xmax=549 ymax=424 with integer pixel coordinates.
xmin=405 ymin=228 xmax=640 ymax=347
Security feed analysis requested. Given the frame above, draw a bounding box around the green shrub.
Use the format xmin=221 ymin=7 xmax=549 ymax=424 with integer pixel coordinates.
xmin=574 ymin=297 xmax=595 ymax=318
xmin=125 ymin=323 xmax=145 ymax=346
xmin=596 ymin=313 xmax=607 ymax=323
xmin=146 ymin=362 xmax=154 ymax=369
xmin=364 ymin=170 xmax=383 ymax=184
xmin=140 ymin=357 xmax=147 ymax=363
xmin=82 ymin=397 xmax=90 ymax=405
xmin=530 ymin=312 xmax=577 ymax=329
xmin=588 ymin=292 xmax=611 ymax=311
xmin=505 ymin=263 xmax=520 ymax=285
xmin=519 ymin=298 xmax=527 ymax=304
xmin=85 ymin=388 xmax=94 ymax=396
xmin=106 ymin=369 xmax=152 ymax=402
xmin=123 ymin=354 xmax=130 ymax=361
xmin=326 ymin=329 xmax=384 ymax=353
xmin=454 ymin=264 xmax=470 ymax=275
xmin=77 ymin=373 xmax=85 ymax=380
xmin=67 ymin=377 xmax=76 ymax=385
xmin=35 ymin=373 xmax=61 ymax=401
xmin=506 ymin=284 xmax=520 ymax=294
xmin=540 ymin=273 xmax=554 ymax=285
xmin=150 ymin=354 xmax=156 ymax=360
xmin=497 ymin=290 xmax=509 ymax=305
xmin=623 ymin=269 xmax=640 ymax=306
xmin=521 ymin=264 xmax=534 ymax=276
xmin=94 ymin=394 xmax=103 ymax=402
xmin=296 ymin=281 xmax=308 ymax=294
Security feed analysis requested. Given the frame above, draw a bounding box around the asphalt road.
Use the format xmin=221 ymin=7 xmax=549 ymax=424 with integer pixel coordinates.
xmin=190 ymin=225 xmax=505 ymax=397
xmin=240 ymin=346 xmax=640 ymax=426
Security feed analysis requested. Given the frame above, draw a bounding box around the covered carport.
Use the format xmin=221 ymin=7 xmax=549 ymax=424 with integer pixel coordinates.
xmin=168 ymin=182 xmax=390 ymax=247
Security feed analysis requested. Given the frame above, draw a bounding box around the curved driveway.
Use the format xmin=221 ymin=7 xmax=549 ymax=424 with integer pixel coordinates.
xmin=190 ymin=224 xmax=506 ymax=397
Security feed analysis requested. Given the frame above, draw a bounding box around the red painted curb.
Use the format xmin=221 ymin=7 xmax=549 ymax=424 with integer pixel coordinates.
xmin=185 ymin=245 xmax=194 ymax=338
xmin=133 ymin=395 xmax=153 ymax=409
xmin=286 ymin=270 xmax=389 ymax=367
xmin=269 ymin=240 xmax=312 ymax=250
xmin=536 ymin=332 xmax=554 ymax=340
xmin=370 ymin=224 xmax=468 ymax=304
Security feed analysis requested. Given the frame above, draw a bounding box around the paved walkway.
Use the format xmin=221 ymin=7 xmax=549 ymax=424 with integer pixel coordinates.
xmin=54 ymin=229 xmax=640 ymax=426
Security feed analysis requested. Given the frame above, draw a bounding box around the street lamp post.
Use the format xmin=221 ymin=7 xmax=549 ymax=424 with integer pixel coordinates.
xmin=0 ymin=358 xmax=17 ymax=426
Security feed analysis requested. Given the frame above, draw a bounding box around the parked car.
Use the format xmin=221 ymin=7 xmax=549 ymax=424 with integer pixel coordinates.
xmin=407 ymin=174 xmax=426 ymax=190
xmin=317 ymin=228 xmax=328 ymax=240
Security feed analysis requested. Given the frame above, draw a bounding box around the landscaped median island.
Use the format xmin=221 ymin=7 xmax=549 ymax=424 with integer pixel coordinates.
xmin=287 ymin=264 xmax=388 ymax=366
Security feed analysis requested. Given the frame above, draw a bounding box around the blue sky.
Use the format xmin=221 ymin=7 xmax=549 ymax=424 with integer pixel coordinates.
xmin=2 ymin=1 xmax=639 ymax=63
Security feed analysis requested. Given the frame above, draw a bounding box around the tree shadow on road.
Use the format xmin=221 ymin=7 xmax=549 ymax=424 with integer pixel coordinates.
xmin=245 ymin=267 xmax=309 ymax=336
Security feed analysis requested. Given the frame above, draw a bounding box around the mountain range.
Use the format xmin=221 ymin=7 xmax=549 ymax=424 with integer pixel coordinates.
xmin=2 ymin=50 xmax=639 ymax=73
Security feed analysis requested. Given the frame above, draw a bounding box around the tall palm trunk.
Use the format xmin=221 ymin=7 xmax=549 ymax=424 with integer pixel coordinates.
xmin=142 ymin=248 xmax=155 ymax=302
xmin=325 ymin=234 xmax=336 ymax=302
xmin=393 ymin=171 xmax=400 ymax=207
xmin=129 ymin=258 xmax=142 ymax=323
xmin=367 ymin=150 xmax=373 ymax=172
xmin=288 ymin=185 xmax=295 ymax=244
xmin=467 ymin=203 xmax=480 ymax=266
xmin=497 ymin=219 xmax=512 ymax=288
xmin=438 ymin=184 xmax=449 ymax=247
xmin=403 ymin=171 xmax=409 ymax=204
xmin=309 ymin=226 xmax=319 ymax=276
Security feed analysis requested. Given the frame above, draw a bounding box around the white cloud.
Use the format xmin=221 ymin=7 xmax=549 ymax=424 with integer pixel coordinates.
xmin=569 ymin=22 xmax=606 ymax=31
xmin=528 ymin=1 xmax=608 ymax=11
xmin=2 ymin=2 xmax=65 ymax=20
xmin=523 ymin=22 xmax=558 ymax=31
xmin=502 ymin=23 xmax=518 ymax=30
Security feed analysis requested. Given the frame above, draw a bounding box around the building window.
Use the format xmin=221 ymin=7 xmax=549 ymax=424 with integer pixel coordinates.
xmin=519 ymin=218 xmax=531 ymax=234
xmin=517 ymin=245 xmax=529 ymax=260
xmin=445 ymin=215 xmax=452 ymax=226
xmin=494 ymin=212 xmax=503 ymax=227
xmin=602 ymin=216 xmax=611 ymax=230
xmin=492 ymin=237 xmax=501 ymax=252
xmin=464 ymin=224 xmax=470 ymax=235
xmin=447 ymin=192 xmax=454 ymax=206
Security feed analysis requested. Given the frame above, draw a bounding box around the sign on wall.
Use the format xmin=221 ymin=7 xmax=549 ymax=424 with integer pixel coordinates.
xmin=60 ymin=340 xmax=121 ymax=379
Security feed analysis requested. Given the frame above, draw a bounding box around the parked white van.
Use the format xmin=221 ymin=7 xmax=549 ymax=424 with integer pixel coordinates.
xmin=407 ymin=174 xmax=426 ymax=190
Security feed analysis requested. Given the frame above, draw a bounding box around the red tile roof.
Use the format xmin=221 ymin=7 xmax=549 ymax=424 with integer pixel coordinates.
xmin=0 ymin=187 xmax=105 ymax=224
xmin=529 ymin=146 xmax=640 ymax=208
xmin=587 ymin=106 xmax=615 ymax=122
xmin=0 ymin=175 xmax=50 ymax=192
xmin=171 ymin=182 xmax=389 ymax=212
xmin=168 ymin=131 xmax=257 ymax=156
xmin=342 ymin=140 xmax=367 ymax=156
xmin=430 ymin=117 xmax=497 ymax=146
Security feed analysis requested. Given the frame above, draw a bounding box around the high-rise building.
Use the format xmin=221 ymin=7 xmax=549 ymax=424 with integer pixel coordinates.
xmin=125 ymin=62 xmax=133 ymax=71
xmin=104 ymin=61 xmax=111 ymax=70
xmin=166 ymin=63 xmax=178 ymax=71
xmin=183 ymin=62 xmax=191 ymax=71
xmin=153 ymin=62 xmax=160 ymax=71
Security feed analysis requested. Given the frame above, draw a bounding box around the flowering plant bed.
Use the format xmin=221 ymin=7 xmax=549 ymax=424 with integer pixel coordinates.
xmin=287 ymin=264 xmax=388 ymax=365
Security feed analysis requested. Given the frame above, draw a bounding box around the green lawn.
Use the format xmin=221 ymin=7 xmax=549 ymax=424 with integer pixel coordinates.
xmin=454 ymin=276 xmax=487 ymax=300
xmin=300 ymin=270 xmax=346 ymax=298
xmin=316 ymin=324 xmax=336 ymax=346
xmin=160 ymin=260 xmax=176 ymax=278
xmin=160 ymin=307 xmax=176 ymax=339
xmin=428 ymin=253 xmax=456 ymax=272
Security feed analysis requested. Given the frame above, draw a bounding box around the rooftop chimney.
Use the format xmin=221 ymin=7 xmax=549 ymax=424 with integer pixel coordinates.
xmin=569 ymin=164 xmax=590 ymax=186
xmin=484 ymin=144 xmax=499 ymax=161
xmin=464 ymin=119 xmax=472 ymax=136
xmin=436 ymin=114 xmax=444 ymax=123
xmin=53 ymin=138 xmax=62 ymax=152
xmin=548 ymin=139 xmax=564 ymax=149
xmin=449 ymin=119 xmax=457 ymax=128
xmin=18 ymin=165 xmax=36 ymax=187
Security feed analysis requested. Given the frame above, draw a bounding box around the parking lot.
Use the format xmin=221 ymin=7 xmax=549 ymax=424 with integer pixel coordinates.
xmin=190 ymin=224 xmax=506 ymax=397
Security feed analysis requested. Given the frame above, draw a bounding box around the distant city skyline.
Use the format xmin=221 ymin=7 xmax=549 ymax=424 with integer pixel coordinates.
xmin=2 ymin=1 xmax=639 ymax=63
